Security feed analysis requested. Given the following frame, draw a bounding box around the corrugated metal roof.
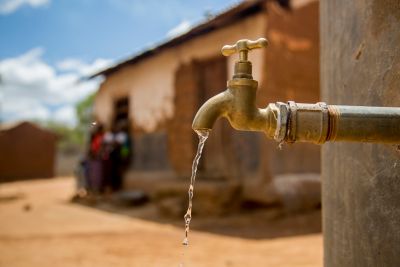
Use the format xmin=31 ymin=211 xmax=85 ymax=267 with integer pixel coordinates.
xmin=88 ymin=0 xmax=288 ymax=79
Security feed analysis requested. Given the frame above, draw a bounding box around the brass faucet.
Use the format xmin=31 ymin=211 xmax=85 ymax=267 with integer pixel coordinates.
xmin=192 ymin=38 xmax=400 ymax=144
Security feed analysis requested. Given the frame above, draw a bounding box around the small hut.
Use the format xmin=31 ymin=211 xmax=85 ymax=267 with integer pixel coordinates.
xmin=0 ymin=121 xmax=57 ymax=182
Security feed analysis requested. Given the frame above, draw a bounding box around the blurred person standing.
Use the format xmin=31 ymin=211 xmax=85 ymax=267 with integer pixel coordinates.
xmin=108 ymin=122 xmax=131 ymax=191
xmin=115 ymin=122 xmax=132 ymax=189
xmin=100 ymin=122 xmax=132 ymax=193
xmin=87 ymin=124 xmax=104 ymax=194
xmin=101 ymin=127 xmax=115 ymax=193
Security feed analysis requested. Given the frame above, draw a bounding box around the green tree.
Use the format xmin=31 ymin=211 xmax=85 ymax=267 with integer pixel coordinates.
xmin=76 ymin=93 xmax=95 ymax=128
xmin=75 ymin=92 xmax=96 ymax=145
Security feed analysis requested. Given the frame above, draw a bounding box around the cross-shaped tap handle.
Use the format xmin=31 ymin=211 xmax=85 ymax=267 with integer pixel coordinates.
xmin=221 ymin=38 xmax=268 ymax=61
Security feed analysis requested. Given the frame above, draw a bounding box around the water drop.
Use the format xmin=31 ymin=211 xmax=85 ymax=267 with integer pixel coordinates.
xmin=182 ymin=129 xmax=210 ymax=246
xmin=278 ymin=141 xmax=284 ymax=150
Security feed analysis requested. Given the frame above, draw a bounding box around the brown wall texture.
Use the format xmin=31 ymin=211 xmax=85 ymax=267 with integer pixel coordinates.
xmin=321 ymin=1 xmax=400 ymax=266
xmin=261 ymin=1 xmax=321 ymax=179
xmin=0 ymin=122 xmax=57 ymax=181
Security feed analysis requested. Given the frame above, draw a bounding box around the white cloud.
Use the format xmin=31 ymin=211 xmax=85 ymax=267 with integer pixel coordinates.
xmin=0 ymin=47 xmax=112 ymax=126
xmin=56 ymin=58 xmax=113 ymax=76
xmin=53 ymin=105 xmax=76 ymax=126
xmin=3 ymin=98 xmax=51 ymax=121
xmin=0 ymin=0 xmax=50 ymax=14
xmin=166 ymin=20 xmax=192 ymax=38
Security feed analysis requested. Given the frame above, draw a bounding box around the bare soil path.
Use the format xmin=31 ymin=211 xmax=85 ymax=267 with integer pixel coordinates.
xmin=0 ymin=177 xmax=322 ymax=267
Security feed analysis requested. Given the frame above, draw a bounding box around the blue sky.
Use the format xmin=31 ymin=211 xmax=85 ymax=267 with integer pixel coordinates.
xmin=0 ymin=0 xmax=239 ymax=125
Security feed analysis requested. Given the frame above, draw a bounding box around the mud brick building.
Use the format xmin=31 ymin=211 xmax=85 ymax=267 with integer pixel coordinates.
xmin=0 ymin=121 xmax=57 ymax=182
xmin=90 ymin=0 xmax=320 ymax=211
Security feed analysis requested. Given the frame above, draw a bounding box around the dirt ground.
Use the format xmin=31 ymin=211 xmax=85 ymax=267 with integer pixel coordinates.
xmin=0 ymin=177 xmax=322 ymax=267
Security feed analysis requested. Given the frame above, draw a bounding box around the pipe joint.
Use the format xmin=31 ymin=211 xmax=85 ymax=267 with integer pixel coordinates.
xmin=272 ymin=101 xmax=330 ymax=144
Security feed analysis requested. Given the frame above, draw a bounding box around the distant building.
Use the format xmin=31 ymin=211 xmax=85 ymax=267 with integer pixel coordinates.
xmin=0 ymin=121 xmax=57 ymax=182
xmin=90 ymin=0 xmax=320 ymax=210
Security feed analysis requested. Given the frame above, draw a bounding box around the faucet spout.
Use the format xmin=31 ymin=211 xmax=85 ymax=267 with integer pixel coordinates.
xmin=192 ymin=90 xmax=232 ymax=131
xmin=192 ymin=79 xmax=283 ymax=140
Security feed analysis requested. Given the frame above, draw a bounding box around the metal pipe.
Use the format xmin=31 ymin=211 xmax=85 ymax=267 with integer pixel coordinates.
xmin=327 ymin=105 xmax=400 ymax=143
xmin=280 ymin=102 xmax=400 ymax=144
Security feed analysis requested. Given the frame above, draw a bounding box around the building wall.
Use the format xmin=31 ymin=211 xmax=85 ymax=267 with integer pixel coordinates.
xmin=259 ymin=0 xmax=320 ymax=179
xmin=321 ymin=1 xmax=400 ymax=266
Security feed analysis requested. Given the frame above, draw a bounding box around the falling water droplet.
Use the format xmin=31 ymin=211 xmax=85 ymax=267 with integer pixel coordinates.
xmin=182 ymin=129 xmax=210 ymax=246
xmin=278 ymin=141 xmax=284 ymax=150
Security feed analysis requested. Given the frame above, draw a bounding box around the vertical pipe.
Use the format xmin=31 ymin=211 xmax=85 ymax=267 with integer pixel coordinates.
xmin=320 ymin=1 xmax=400 ymax=266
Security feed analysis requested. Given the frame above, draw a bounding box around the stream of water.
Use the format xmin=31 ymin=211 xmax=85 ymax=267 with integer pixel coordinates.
xmin=182 ymin=129 xmax=210 ymax=246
